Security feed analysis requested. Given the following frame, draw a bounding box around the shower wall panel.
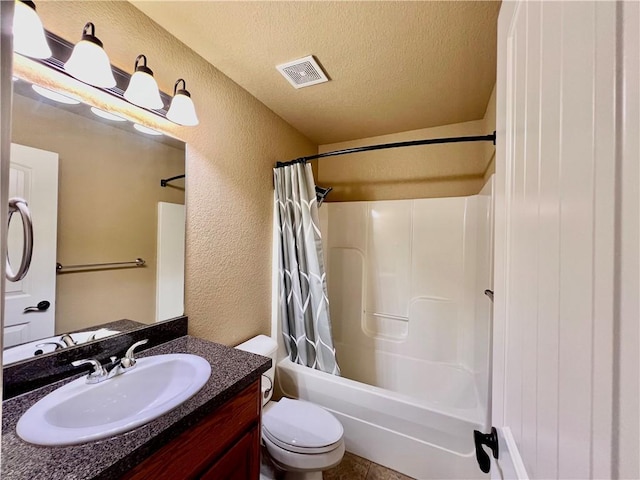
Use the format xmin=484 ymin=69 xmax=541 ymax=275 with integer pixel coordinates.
xmin=321 ymin=193 xmax=492 ymax=420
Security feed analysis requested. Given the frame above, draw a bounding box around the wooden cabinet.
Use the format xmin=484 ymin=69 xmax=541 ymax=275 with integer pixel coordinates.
xmin=124 ymin=380 xmax=261 ymax=480
xmin=201 ymin=427 xmax=260 ymax=480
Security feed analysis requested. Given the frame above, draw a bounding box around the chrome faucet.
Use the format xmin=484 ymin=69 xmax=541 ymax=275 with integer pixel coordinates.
xmin=72 ymin=339 xmax=149 ymax=384
xmin=36 ymin=333 xmax=77 ymax=352
xmin=59 ymin=333 xmax=77 ymax=347
xmin=35 ymin=340 xmax=66 ymax=351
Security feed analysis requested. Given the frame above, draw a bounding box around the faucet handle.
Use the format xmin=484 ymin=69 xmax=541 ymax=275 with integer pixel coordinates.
xmin=59 ymin=333 xmax=77 ymax=347
xmin=121 ymin=339 xmax=148 ymax=369
xmin=72 ymin=358 xmax=107 ymax=383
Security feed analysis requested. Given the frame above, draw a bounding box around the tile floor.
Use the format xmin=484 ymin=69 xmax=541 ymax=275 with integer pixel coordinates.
xmin=324 ymin=452 xmax=415 ymax=480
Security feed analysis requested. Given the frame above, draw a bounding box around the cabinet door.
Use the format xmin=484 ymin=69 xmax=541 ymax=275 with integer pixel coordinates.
xmin=123 ymin=381 xmax=261 ymax=480
xmin=201 ymin=427 xmax=260 ymax=480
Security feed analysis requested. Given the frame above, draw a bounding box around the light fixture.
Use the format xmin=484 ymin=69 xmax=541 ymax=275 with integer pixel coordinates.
xmin=64 ymin=22 xmax=116 ymax=88
xmin=124 ymin=55 xmax=163 ymax=110
xmin=31 ymin=85 xmax=80 ymax=104
xmin=90 ymin=107 xmax=126 ymax=122
xmin=13 ymin=0 xmax=51 ymax=59
xmin=133 ymin=124 xmax=162 ymax=136
xmin=166 ymin=79 xmax=199 ymax=126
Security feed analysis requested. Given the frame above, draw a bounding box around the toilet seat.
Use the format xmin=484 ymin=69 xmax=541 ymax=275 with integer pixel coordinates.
xmin=262 ymin=398 xmax=344 ymax=454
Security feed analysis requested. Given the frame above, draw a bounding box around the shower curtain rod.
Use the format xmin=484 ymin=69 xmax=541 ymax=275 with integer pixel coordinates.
xmin=160 ymin=174 xmax=185 ymax=187
xmin=275 ymin=131 xmax=496 ymax=168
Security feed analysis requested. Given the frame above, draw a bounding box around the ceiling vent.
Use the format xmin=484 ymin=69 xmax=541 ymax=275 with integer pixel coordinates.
xmin=276 ymin=55 xmax=329 ymax=89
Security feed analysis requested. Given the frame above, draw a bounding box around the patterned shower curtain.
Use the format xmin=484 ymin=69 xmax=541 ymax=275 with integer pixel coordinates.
xmin=273 ymin=162 xmax=340 ymax=375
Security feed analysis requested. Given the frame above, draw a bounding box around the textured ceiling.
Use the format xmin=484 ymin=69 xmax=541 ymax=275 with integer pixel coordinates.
xmin=131 ymin=1 xmax=500 ymax=144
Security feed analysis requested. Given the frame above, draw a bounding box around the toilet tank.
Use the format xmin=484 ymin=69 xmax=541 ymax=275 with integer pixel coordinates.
xmin=235 ymin=335 xmax=278 ymax=405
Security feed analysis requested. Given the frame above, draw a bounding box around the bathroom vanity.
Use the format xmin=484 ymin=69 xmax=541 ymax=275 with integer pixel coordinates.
xmin=1 ymin=332 xmax=270 ymax=480
xmin=124 ymin=380 xmax=261 ymax=479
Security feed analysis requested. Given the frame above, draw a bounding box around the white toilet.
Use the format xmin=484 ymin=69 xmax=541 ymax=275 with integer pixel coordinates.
xmin=236 ymin=335 xmax=345 ymax=480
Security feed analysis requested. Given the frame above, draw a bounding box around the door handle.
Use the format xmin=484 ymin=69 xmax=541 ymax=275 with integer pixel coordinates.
xmin=23 ymin=300 xmax=51 ymax=313
xmin=6 ymin=197 xmax=34 ymax=282
xmin=473 ymin=427 xmax=499 ymax=473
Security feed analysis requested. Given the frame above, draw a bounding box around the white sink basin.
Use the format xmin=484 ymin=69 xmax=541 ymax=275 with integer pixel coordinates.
xmin=3 ymin=328 xmax=120 ymax=365
xmin=17 ymin=353 xmax=211 ymax=446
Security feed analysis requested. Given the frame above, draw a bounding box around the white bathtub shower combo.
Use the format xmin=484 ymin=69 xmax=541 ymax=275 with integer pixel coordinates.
xmin=272 ymin=180 xmax=494 ymax=479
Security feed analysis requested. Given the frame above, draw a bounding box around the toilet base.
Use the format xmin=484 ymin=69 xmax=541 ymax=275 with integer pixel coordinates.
xmin=263 ymin=435 xmax=344 ymax=471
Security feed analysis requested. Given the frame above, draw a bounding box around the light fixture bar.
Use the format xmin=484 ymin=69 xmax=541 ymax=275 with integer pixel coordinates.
xmin=34 ymin=29 xmax=173 ymax=115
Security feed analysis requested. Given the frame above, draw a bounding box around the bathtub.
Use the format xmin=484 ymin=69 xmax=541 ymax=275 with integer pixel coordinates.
xmin=276 ymin=357 xmax=485 ymax=480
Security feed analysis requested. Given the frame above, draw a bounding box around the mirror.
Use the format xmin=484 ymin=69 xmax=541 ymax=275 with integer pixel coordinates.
xmin=3 ymin=77 xmax=186 ymax=365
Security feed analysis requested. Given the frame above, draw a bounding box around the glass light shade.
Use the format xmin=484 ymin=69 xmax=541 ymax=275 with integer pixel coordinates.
xmin=167 ymin=92 xmax=199 ymax=126
xmin=32 ymin=85 xmax=80 ymax=104
xmin=133 ymin=124 xmax=162 ymax=136
xmin=13 ymin=1 xmax=51 ymax=59
xmin=90 ymin=107 xmax=126 ymax=122
xmin=124 ymin=71 xmax=163 ymax=110
xmin=65 ymin=39 xmax=116 ymax=88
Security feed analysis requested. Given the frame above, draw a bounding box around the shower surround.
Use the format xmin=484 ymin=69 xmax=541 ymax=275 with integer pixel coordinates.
xmin=278 ymin=182 xmax=493 ymax=478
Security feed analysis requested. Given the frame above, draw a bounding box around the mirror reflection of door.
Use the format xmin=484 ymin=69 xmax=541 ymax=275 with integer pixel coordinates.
xmin=5 ymin=143 xmax=58 ymax=347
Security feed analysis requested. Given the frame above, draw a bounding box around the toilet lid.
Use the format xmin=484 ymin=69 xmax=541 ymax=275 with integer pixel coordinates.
xmin=262 ymin=398 xmax=343 ymax=452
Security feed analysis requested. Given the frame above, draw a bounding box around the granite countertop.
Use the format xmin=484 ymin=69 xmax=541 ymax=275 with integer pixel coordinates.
xmin=1 ymin=336 xmax=271 ymax=480
xmin=69 ymin=319 xmax=146 ymax=335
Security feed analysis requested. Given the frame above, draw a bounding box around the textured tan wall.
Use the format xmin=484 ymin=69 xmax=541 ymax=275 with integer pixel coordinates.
xmin=318 ymin=85 xmax=497 ymax=201
xmin=11 ymin=94 xmax=184 ymax=334
xmin=31 ymin=2 xmax=316 ymax=345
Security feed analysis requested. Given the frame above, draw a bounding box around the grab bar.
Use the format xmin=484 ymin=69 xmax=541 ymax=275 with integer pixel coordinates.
xmin=6 ymin=197 xmax=34 ymax=282
xmin=56 ymin=258 xmax=145 ymax=273
xmin=369 ymin=312 xmax=409 ymax=322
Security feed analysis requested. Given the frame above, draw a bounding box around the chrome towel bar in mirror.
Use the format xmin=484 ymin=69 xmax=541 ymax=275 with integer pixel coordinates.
xmin=56 ymin=258 xmax=145 ymax=273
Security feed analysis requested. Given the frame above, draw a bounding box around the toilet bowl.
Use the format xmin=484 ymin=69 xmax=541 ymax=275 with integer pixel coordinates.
xmin=236 ymin=335 xmax=345 ymax=480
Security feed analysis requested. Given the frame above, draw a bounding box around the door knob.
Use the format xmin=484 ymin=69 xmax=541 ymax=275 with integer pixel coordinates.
xmin=23 ymin=300 xmax=51 ymax=313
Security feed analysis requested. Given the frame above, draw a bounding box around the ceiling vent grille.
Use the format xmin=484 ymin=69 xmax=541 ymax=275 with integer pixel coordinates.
xmin=276 ymin=55 xmax=329 ymax=89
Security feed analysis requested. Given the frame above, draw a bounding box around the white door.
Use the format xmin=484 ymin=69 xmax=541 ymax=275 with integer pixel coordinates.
xmin=4 ymin=143 xmax=58 ymax=347
xmin=492 ymin=1 xmax=620 ymax=478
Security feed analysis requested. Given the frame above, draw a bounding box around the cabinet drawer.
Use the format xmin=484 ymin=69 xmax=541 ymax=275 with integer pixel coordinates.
xmin=124 ymin=380 xmax=261 ymax=480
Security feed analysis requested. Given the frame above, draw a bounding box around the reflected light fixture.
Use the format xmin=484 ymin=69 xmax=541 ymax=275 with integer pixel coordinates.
xmin=13 ymin=0 xmax=51 ymax=59
xmin=32 ymin=85 xmax=80 ymax=105
xmin=90 ymin=107 xmax=126 ymax=122
xmin=124 ymin=55 xmax=163 ymax=110
xmin=133 ymin=124 xmax=163 ymax=136
xmin=166 ymin=79 xmax=199 ymax=126
xmin=64 ymin=22 xmax=116 ymax=88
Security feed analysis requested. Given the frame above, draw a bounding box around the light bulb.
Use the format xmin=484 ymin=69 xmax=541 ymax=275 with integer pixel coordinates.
xmin=167 ymin=79 xmax=199 ymax=126
xmin=90 ymin=107 xmax=126 ymax=122
xmin=133 ymin=124 xmax=163 ymax=136
xmin=13 ymin=0 xmax=51 ymax=59
xmin=32 ymin=85 xmax=80 ymax=104
xmin=64 ymin=23 xmax=116 ymax=88
xmin=124 ymin=55 xmax=163 ymax=110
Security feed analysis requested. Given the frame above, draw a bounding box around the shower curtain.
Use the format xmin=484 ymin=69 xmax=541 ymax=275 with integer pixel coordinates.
xmin=274 ymin=162 xmax=340 ymax=375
